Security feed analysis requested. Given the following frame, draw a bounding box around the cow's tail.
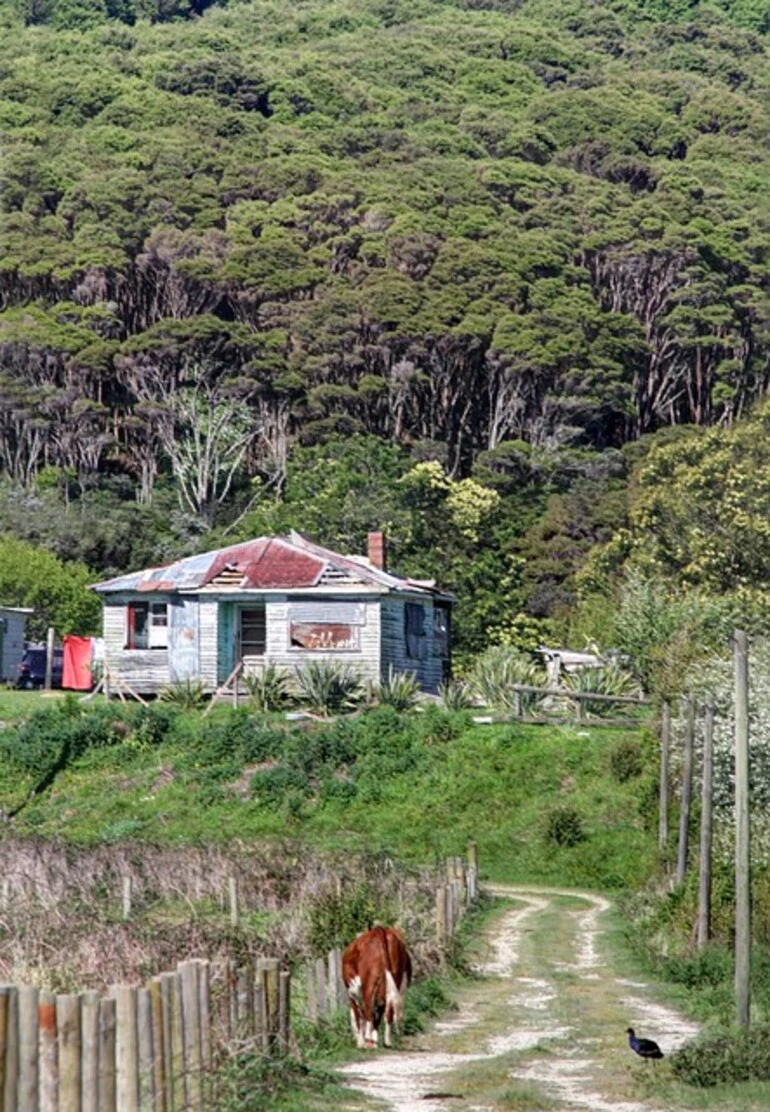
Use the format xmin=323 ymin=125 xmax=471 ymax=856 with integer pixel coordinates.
xmin=385 ymin=968 xmax=404 ymax=1026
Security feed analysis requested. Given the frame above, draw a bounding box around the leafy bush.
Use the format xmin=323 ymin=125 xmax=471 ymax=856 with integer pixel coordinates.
xmin=158 ymin=679 xmax=208 ymax=710
xmin=438 ymin=679 xmax=475 ymax=711
xmin=306 ymin=882 xmax=394 ymax=956
xmin=564 ymin=663 xmax=640 ymax=718
xmin=250 ymin=764 xmax=307 ymax=805
xmin=243 ymin=663 xmax=293 ymax=712
xmin=671 ymin=1025 xmax=770 ymax=1086
xmin=609 ymin=737 xmax=644 ymax=782
xmin=469 ymin=647 xmax=546 ymax=713
xmin=545 ymin=806 xmax=586 ymax=847
xmin=371 ymin=666 xmax=420 ymax=711
xmin=295 ymin=661 xmax=364 ymax=716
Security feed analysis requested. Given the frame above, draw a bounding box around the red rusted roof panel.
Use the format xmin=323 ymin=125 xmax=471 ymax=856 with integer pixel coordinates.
xmin=240 ymin=539 xmax=324 ymax=588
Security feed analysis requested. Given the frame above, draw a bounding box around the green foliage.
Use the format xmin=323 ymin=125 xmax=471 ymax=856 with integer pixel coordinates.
xmin=671 ymin=1025 xmax=770 ymax=1087
xmin=1 ymin=0 xmax=770 ymax=649
xmin=545 ymin=805 xmax=585 ymax=848
xmin=212 ymin=1048 xmax=338 ymax=1112
xmin=438 ymin=679 xmax=475 ymax=711
xmin=563 ymin=662 xmax=640 ymax=718
xmin=0 ymin=535 xmax=100 ymax=638
xmin=609 ymin=737 xmax=644 ymax=783
xmin=1 ymin=703 xmax=657 ymax=890
xmin=306 ymin=881 xmax=394 ymax=956
xmin=295 ymin=661 xmax=365 ymax=717
xmin=157 ymin=679 xmax=208 ymax=711
xmin=370 ymin=666 xmax=420 ymax=712
xmin=243 ymin=663 xmax=292 ymax=713
xmin=469 ymin=646 xmax=546 ymax=713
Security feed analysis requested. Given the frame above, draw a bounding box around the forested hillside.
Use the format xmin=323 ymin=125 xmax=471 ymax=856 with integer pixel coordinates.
xmin=2 ymin=0 xmax=770 ymax=646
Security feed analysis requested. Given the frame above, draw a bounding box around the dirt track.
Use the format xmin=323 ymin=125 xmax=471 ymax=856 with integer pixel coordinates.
xmin=338 ymin=886 xmax=698 ymax=1112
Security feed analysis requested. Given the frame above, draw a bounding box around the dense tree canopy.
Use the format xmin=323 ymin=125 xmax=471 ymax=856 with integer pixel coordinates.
xmin=1 ymin=0 xmax=769 ymax=645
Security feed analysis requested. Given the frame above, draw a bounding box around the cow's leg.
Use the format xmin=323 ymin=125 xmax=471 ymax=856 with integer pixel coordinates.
xmin=384 ymin=1002 xmax=393 ymax=1048
xmin=349 ymin=1000 xmax=365 ymax=1048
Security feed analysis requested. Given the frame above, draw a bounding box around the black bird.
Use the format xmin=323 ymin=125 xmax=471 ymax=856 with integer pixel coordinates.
xmin=627 ymin=1027 xmax=664 ymax=1061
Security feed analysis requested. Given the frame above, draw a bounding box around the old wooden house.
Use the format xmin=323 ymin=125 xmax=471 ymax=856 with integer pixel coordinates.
xmin=92 ymin=531 xmax=453 ymax=695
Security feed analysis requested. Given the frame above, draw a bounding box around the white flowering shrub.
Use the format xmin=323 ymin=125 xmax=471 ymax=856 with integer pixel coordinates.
xmin=671 ymin=640 xmax=770 ymax=865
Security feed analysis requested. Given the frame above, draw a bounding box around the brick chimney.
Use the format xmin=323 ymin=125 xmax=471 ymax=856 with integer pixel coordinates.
xmin=367 ymin=531 xmax=387 ymax=571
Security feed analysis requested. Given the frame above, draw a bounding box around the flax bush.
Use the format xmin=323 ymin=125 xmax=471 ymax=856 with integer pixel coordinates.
xmin=469 ymin=646 xmax=546 ymax=713
xmin=295 ymin=660 xmax=365 ymax=716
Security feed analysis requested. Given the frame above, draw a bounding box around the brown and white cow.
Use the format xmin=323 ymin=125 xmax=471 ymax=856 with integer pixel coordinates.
xmin=342 ymin=925 xmax=412 ymax=1049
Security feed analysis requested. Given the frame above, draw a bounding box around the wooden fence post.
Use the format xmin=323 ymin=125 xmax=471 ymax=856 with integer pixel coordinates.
xmin=81 ymin=992 xmax=100 ymax=1112
xmin=122 ymin=877 xmax=133 ymax=921
xmin=279 ymin=971 xmax=291 ymax=1054
xmin=113 ymin=985 xmax=139 ymax=1112
xmin=734 ymin=630 xmax=751 ymax=1028
xmin=148 ymin=980 xmax=167 ymax=1112
xmin=659 ymin=700 xmax=670 ymax=851
xmin=98 ymin=997 xmax=117 ymax=1112
xmin=259 ymin=959 xmax=280 ymax=1045
xmin=697 ymin=702 xmax=715 ymax=950
xmin=314 ymin=959 xmax=327 ymax=1019
xmin=56 ymin=994 xmax=81 ymax=1112
xmin=137 ymin=987 xmax=155 ymax=1112
xmin=1 ymin=985 xmax=19 ymax=1112
xmin=306 ymin=966 xmax=318 ymax=1023
xmin=38 ymin=991 xmax=58 ymax=1112
xmin=18 ymin=985 xmax=38 ymax=1112
xmin=44 ymin=626 xmax=56 ymax=692
xmin=466 ymin=840 xmax=478 ymax=876
xmin=228 ymin=877 xmax=239 ymax=929
xmin=326 ymin=952 xmax=339 ymax=1018
xmin=436 ymin=885 xmax=447 ymax=948
xmin=180 ymin=963 xmax=203 ymax=1111
xmin=675 ymin=696 xmax=695 ymax=888
xmin=197 ymin=960 xmax=212 ymax=1101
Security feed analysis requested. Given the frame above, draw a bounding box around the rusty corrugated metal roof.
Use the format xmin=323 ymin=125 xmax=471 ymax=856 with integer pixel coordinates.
xmin=91 ymin=533 xmax=452 ymax=598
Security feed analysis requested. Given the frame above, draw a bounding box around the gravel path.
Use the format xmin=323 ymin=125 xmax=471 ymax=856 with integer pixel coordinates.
xmin=338 ymin=885 xmax=698 ymax=1112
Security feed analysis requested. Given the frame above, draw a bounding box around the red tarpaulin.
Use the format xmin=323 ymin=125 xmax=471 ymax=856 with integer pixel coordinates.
xmin=62 ymin=635 xmax=93 ymax=690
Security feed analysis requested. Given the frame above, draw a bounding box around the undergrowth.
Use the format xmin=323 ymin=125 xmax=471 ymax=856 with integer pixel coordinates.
xmin=0 ymin=703 xmax=658 ymax=889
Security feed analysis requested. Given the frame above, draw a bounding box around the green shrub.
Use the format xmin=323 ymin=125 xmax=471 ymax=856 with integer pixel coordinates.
xmin=243 ymin=663 xmax=293 ymax=712
xmin=671 ymin=1024 xmax=770 ymax=1086
xmin=295 ymin=661 xmax=364 ymax=716
xmin=609 ymin=737 xmax=644 ymax=782
xmin=250 ymin=764 xmax=307 ymax=804
xmin=158 ymin=679 xmax=208 ymax=710
xmin=438 ymin=679 xmax=475 ymax=711
xmin=545 ymin=805 xmax=586 ymax=847
xmin=306 ymin=881 xmax=394 ymax=956
xmin=371 ymin=665 xmax=420 ymax=711
xmin=469 ymin=647 xmax=545 ymax=713
xmin=564 ymin=663 xmax=640 ymax=718
xmin=415 ymin=705 xmax=466 ymax=746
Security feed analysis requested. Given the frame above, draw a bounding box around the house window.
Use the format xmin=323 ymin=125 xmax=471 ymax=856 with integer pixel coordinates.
xmin=287 ymin=601 xmax=364 ymax=652
xmin=127 ymin=602 xmax=168 ymax=649
xmin=404 ymin=603 xmax=426 ymax=660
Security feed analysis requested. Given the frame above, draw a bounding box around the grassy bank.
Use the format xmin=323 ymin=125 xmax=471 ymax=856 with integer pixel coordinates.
xmin=0 ymin=698 xmax=658 ymax=890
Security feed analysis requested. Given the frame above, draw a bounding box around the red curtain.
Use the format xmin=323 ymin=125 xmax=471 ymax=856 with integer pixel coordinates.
xmin=62 ymin=635 xmax=94 ymax=690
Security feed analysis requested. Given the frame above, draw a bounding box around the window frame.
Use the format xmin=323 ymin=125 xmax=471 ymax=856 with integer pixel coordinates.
xmin=126 ymin=601 xmax=168 ymax=650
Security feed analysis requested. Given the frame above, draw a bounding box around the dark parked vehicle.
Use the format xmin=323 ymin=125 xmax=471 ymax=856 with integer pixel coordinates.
xmin=17 ymin=643 xmax=64 ymax=689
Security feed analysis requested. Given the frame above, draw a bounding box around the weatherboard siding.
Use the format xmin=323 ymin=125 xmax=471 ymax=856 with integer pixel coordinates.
xmin=262 ymin=597 xmax=382 ymax=683
xmin=198 ymin=599 xmax=219 ymax=687
xmin=380 ymin=597 xmax=443 ymax=693
xmin=102 ymin=602 xmax=170 ymax=692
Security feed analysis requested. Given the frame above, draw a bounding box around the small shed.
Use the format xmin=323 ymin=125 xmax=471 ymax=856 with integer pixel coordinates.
xmin=537 ymin=647 xmax=604 ymax=687
xmin=92 ymin=531 xmax=453 ymax=695
xmin=0 ymin=606 xmax=33 ymax=683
